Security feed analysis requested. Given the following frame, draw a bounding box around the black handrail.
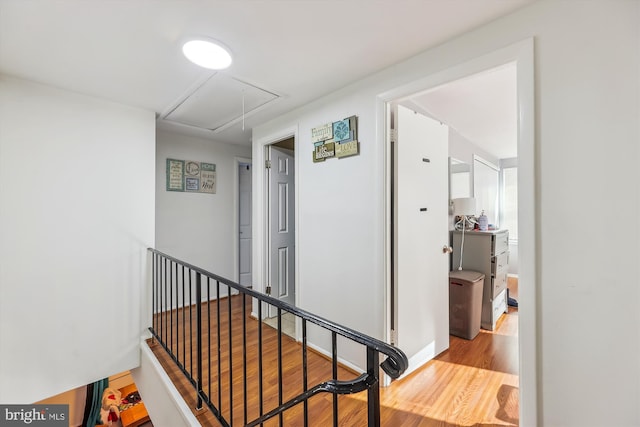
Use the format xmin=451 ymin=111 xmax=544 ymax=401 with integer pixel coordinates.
xmin=148 ymin=248 xmax=408 ymax=426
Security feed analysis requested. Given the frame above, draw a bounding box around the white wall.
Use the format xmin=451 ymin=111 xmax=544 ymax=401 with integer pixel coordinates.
xmin=500 ymin=157 xmax=519 ymax=275
xmin=0 ymin=76 xmax=155 ymax=403
xmin=253 ymin=94 xmax=385 ymax=370
xmin=155 ymin=131 xmax=251 ymax=282
xmin=35 ymin=386 xmax=86 ymax=427
xmin=130 ymin=345 xmax=199 ymax=427
xmin=253 ymin=1 xmax=640 ymax=425
xmin=448 ymin=128 xmax=499 ymax=174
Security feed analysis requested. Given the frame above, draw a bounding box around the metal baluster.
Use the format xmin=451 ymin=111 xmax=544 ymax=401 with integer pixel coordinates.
xmin=242 ymin=293 xmax=248 ymax=426
xmin=217 ymin=280 xmax=222 ymax=413
xmin=258 ymin=302 xmax=263 ymax=426
xmin=228 ymin=285 xmax=234 ymax=426
xmin=366 ymin=347 xmax=380 ymax=427
xmin=175 ymin=262 xmax=179 ymax=365
xmin=189 ymin=268 xmax=193 ymax=379
xmin=332 ymin=331 xmax=338 ymax=427
xmin=152 ymin=253 xmax=156 ymax=336
xmin=155 ymin=253 xmax=159 ymax=337
xmin=158 ymin=254 xmax=161 ymax=339
xmin=159 ymin=255 xmax=162 ymax=339
xmin=302 ymin=319 xmax=308 ymax=427
xmin=208 ymin=278 xmax=212 ymax=402
xmin=278 ymin=308 xmax=283 ymax=427
xmin=182 ymin=265 xmax=186 ymax=368
xmin=163 ymin=257 xmax=167 ymax=347
xmin=173 ymin=261 xmax=178 ymax=359
xmin=170 ymin=261 xmax=173 ymax=355
xmin=195 ymin=273 xmax=203 ymax=410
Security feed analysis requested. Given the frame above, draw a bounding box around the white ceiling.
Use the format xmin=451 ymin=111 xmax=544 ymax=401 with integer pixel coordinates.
xmin=0 ymin=0 xmax=533 ymax=154
xmin=401 ymin=62 xmax=518 ymax=159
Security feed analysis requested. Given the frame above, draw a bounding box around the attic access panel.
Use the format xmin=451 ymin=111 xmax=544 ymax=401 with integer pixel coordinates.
xmin=164 ymin=73 xmax=280 ymax=132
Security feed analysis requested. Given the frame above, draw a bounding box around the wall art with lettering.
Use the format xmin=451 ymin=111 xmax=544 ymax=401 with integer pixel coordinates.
xmin=166 ymin=158 xmax=216 ymax=194
xmin=311 ymin=115 xmax=359 ymax=163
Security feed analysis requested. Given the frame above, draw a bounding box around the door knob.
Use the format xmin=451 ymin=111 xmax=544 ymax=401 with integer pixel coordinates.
xmin=442 ymin=245 xmax=453 ymax=254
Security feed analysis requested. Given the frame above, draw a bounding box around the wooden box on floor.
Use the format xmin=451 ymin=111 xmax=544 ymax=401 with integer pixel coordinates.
xmin=119 ymin=384 xmax=150 ymax=427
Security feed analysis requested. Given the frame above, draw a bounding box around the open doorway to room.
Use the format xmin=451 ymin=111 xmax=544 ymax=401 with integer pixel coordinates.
xmin=262 ymin=137 xmax=296 ymax=338
xmin=383 ymin=40 xmax=535 ymax=426
xmin=390 ymin=64 xmax=521 ymax=425
xmin=238 ymin=159 xmax=253 ymax=287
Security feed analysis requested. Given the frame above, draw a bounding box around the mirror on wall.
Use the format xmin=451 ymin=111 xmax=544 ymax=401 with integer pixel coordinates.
xmin=449 ymin=157 xmax=471 ymax=199
xmin=473 ymin=155 xmax=499 ymax=227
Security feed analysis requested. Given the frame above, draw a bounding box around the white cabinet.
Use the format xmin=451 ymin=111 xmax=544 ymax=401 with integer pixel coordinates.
xmin=452 ymin=229 xmax=509 ymax=330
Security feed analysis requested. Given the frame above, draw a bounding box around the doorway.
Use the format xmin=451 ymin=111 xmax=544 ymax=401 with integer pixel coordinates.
xmin=264 ymin=137 xmax=296 ymax=328
xmin=390 ymin=67 xmax=521 ymax=375
xmin=382 ymin=39 xmax=536 ymax=425
xmin=238 ymin=160 xmax=252 ymax=286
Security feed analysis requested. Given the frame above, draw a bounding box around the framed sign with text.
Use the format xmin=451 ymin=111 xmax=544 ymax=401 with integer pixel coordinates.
xmin=311 ymin=115 xmax=359 ymax=163
xmin=166 ymin=158 xmax=216 ymax=194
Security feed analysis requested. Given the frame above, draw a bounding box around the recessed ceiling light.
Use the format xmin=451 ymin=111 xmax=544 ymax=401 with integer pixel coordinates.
xmin=182 ymin=39 xmax=232 ymax=70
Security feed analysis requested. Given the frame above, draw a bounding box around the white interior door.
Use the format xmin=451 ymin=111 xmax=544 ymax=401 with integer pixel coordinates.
xmin=239 ymin=163 xmax=252 ymax=286
xmin=393 ymin=104 xmax=450 ymax=376
xmin=268 ymin=146 xmax=295 ymax=313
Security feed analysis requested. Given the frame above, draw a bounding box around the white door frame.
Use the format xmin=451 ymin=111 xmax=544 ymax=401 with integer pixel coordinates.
xmin=378 ymin=38 xmax=537 ymax=426
xmin=252 ymin=126 xmax=299 ymax=323
xmin=235 ymin=157 xmax=252 ymax=286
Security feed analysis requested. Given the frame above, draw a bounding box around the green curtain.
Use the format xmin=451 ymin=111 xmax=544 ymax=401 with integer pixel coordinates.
xmin=82 ymin=378 xmax=109 ymax=427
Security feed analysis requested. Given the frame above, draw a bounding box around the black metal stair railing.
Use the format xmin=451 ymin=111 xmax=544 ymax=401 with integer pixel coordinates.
xmin=148 ymin=248 xmax=408 ymax=427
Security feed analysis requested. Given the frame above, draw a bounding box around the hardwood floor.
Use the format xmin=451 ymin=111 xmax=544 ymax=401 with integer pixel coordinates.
xmin=148 ymin=278 xmax=519 ymax=426
xmin=381 ymin=286 xmax=519 ymax=426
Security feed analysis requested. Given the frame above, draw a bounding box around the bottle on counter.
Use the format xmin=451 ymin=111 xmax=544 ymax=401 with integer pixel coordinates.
xmin=478 ymin=210 xmax=488 ymax=231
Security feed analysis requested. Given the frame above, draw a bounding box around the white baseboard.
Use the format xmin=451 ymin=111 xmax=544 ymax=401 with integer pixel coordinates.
xmin=398 ymin=341 xmax=436 ymax=381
